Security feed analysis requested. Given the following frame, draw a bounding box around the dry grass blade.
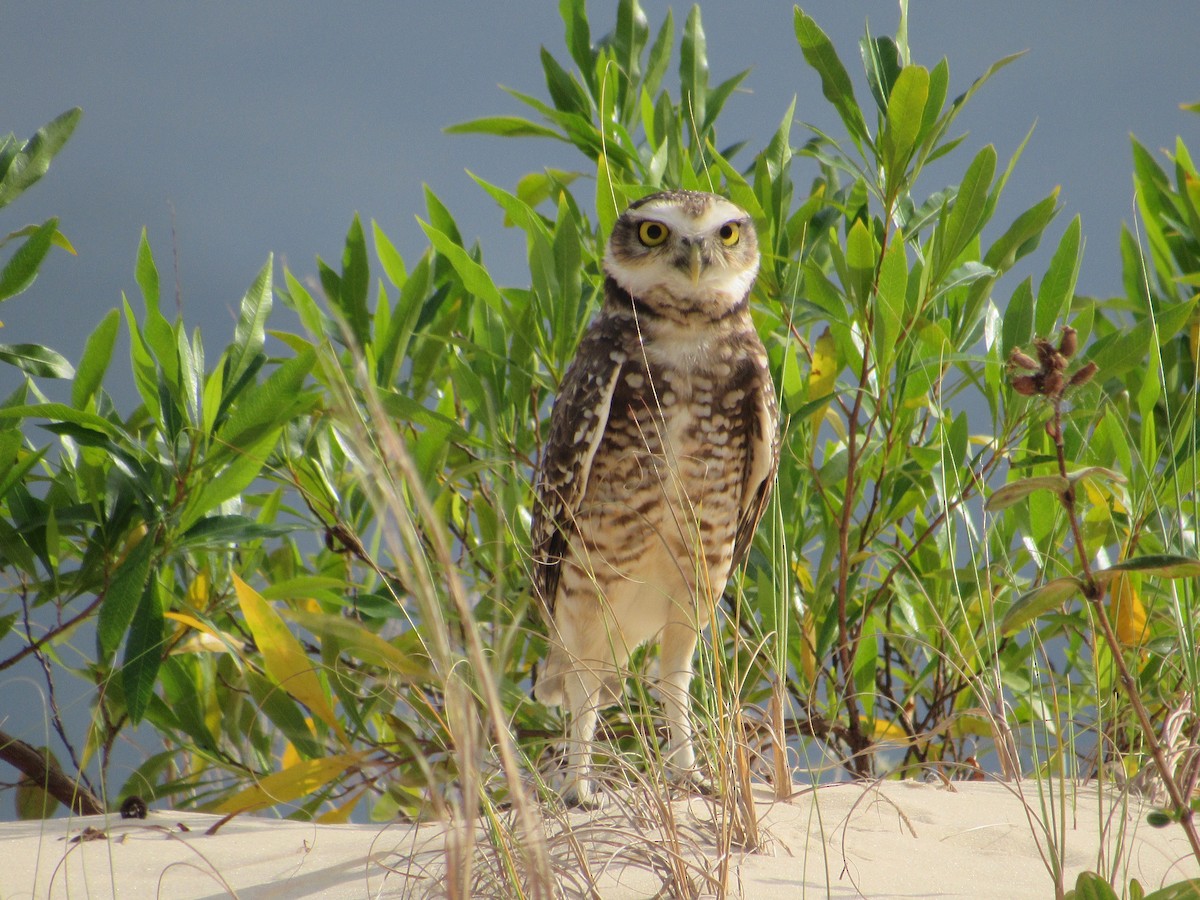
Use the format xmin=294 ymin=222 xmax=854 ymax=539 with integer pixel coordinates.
xmin=320 ymin=343 xmax=553 ymax=898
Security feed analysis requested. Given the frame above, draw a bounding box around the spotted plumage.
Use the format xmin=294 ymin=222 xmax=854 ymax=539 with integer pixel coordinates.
xmin=532 ymin=190 xmax=779 ymax=807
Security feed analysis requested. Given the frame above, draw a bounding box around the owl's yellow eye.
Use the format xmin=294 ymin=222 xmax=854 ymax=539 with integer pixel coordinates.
xmin=719 ymin=222 xmax=740 ymax=246
xmin=638 ymin=220 xmax=669 ymax=247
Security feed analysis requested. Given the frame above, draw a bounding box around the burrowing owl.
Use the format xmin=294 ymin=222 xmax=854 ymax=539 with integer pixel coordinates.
xmin=532 ymin=190 xmax=779 ymax=807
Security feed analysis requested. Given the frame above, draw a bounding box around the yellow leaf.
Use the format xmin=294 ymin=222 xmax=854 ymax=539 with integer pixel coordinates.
xmin=807 ymin=328 xmax=837 ymax=432
xmin=280 ymin=725 xmax=310 ymax=770
xmin=1190 ymin=308 xmax=1200 ymax=370
xmin=186 ymin=571 xmax=211 ymax=608
xmin=164 ymin=611 xmax=239 ymax=655
xmin=209 ymin=751 xmax=367 ymax=815
xmin=870 ymin=719 xmax=909 ymax=743
xmin=1110 ymin=573 xmax=1149 ymax=646
xmin=232 ymin=575 xmax=345 ymax=743
xmin=798 ymin=609 xmax=817 ymax=685
xmin=316 ymin=788 xmax=364 ymax=824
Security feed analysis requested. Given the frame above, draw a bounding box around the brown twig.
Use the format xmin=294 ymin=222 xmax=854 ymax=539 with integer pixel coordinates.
xmin=0 ymin=728 xmax=104 ymax=816
xmin=1013 ymin=327 xmax=1200 ymax=863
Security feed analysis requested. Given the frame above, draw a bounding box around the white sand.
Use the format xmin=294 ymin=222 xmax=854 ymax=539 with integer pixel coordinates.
xmin=3 ymin=780 xmax=1196 ymax=898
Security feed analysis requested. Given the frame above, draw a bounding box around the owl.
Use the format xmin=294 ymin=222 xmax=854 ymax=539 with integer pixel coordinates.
xmin=531 ymin=190 xmax=779 ymax=808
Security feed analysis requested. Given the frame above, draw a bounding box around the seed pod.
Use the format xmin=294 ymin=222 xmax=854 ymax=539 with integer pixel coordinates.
xmin=1012 ymin=375 xmax=1039 ymax=396
xmin=1058 ymin=327 xmax=1078 ymax=359
xmin=1042 ymin=370 xmax=1065 ymax=396
xmin=1034 ymin=338 xmax=1056 ymax=367
xmin=1009 ymin=348 xmax=1039 ymax=370
xmin=1068 ymin=360 xmax=1098 ymax=387
xmin=1045 ymin=419 xmax=1060 ymax=440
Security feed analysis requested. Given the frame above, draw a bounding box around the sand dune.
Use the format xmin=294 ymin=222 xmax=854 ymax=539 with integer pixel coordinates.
xmin=4 ymin=780 xmax=1197 ymax=898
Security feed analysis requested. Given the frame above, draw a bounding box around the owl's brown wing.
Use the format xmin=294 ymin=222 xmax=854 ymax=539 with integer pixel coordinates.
xmin=731 ymin=354 xmax=780 ymax=570
xmin=531 ymin=319 xmax=626 ymax=621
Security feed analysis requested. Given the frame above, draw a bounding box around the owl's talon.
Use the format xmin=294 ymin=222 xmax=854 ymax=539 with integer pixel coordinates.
xmin=671 ymin=768 xmax=717 ymax=797
xmin=561 ymin=782 xmax=603 ymax=811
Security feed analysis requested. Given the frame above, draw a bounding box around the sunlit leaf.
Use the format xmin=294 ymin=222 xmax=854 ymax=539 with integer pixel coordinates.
xmin=0 ymin=218 xmax=58 ymax=302
xmin=282 ymin=608 xmax=431 ymax=680
xmin=1035 ymin=215 xmax=1082 ymax=335
xmin=1094 ymin=555 xmax=1200 ymax=580
xmin=1108 ymin=574 xmax=1149 ymax=646
xmin=122 ymin=580 xmax=165 ymax=724
xmin=97 ymin=535 xmax=155 ymax=661
xmin=794 ymin=9 xmax=868 ymax=147
xmin=1000 ymin=577 xmax=1084 ymax=635
xmin=985 ymin=475 xmax=1069 ymax=512
xmin=208 ymin=751 xmax=368 ymax=815
xmin=232 ymin=575 xmax=344 ymax=742
xmin=227 ymin=256 xmax=274 ymax=390
xmin=0 ymin=108 xmax=81 ymax=209
xmin=0 ymin=343 xmax=74 ymax=379
xmin=72 ymin=309 xmax=120 ymax=409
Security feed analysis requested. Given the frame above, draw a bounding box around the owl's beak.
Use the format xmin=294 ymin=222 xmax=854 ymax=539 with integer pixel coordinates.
xmin=687 ymin=244 xmax=703 ymax=284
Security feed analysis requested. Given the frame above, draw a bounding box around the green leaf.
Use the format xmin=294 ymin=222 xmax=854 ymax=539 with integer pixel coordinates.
xmin=282 ymin=609 xmax=431 ymax=679
xmin=1142 ymin=879 xmax=1200 ymax=900
xmin=679 ymin=5 xmax=708 ymax=135
xmin=644 ymin=8 xmax=673 ymax=96
xmin=938 ymin=145 xmax=996 ymax=275
xmin=1065 ymin=871 xmax=1121 ymax=900
xmin=1085 ymin=298 xmax=1196 ymax=377
xmin=444 ymin=116 xmax=567 ymax=141
xmin=0 ymin=218 xmax=58 ymax=302
xmin=1000 ymin=577 xmax=1084 ymax=635
xmin=215 ymin=347 xmax=316 ymax=455
xmin=122 ymin=580 xmax=164 ymax=725
xmin=541 ymin=47 xmax=591 ymax=118
xmin=883 ymin=65 xmax=929 ymax=178
xmin=794 ymin=9 xmax=868 ymax=148
xmin=862 ymin=35 xmax=903 ymax=114
xmin=244 ymin=669 xmax=323 ymax=759
xmin=0 ymin=402 xmax=122 ymax=439
xmin=98 ymin=536 xmax=155 ymax=661
xmin=984 ymin=188 xmax=1060 ymax=275
xmin=72 ymin=309 xmax=120 ymax=408
xmin=0 ymin=108 xmax=81 ymax=209
xmin=1093 ymin=555 xmax=1200 ymax=581
xmin=0 ymin=343 xmax=74 ymax=379
xmin=177 ymin=514 xmax=294 ymax=549
xmin=181 ymin=432 xmax=277 ymax=531
xmin=985 ymin=475 xmax=1069 ymax=512
xmin=227 ymin=256 xmax=274 ymax=390
xmin=337 ymin=214 xmax=370 ymax=347
xmin=845 ymin=218 xmax=876 ymax=305
xmin=418 ymin=219 xmax=506 ymax=316
xmin=372 ymin=220 xmax=407 ymax=288
xmin=135 ymin=228 xmax=160 ymax=312
xmin=1035 ymin=215 xmax=1082 ymax=335
xmin=559 ymin=0 xmax=594 ymax=80
xmin=612 ymin=0 xmax=650 ymax=94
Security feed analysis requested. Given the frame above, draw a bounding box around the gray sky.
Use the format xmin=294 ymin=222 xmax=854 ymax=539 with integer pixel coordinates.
xmin=1 ymin=3 xmax=1198 ymax=800
xmin=3 ymin=2 xmax=1198 ymax=386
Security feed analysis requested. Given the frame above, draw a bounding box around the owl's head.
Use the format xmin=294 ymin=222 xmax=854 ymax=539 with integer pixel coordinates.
xmin=603 ymin=190 xmax=759 ymax=310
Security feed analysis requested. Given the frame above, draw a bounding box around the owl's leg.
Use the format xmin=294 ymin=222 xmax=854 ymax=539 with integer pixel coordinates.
xmin=658 ymin=621 xmax=714 ymax=794
xmin=561 ymin=668 xmax=604 ymax=809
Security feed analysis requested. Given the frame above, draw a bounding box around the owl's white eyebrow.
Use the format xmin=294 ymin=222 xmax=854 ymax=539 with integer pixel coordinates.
xmin=630 ymin=205 xmax=743 ymax=235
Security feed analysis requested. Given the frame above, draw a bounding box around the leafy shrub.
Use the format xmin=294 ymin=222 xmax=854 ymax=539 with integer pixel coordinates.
xmin=0 ymin=5 xmax=1197 ymax=887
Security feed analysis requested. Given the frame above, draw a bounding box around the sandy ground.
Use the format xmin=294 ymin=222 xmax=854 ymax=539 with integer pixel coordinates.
xmin=2 ymin=780 xmax=1197 ymax=898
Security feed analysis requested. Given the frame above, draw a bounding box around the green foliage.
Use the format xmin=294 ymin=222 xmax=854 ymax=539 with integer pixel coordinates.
xmin=1 ymin=10 xmax=1198 ymax=885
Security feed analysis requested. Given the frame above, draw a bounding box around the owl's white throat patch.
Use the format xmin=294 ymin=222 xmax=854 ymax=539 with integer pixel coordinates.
xmin=605 ymin=256 xmax=756 ymax=311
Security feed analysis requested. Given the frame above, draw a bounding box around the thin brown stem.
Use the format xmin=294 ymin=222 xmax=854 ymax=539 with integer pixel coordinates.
xmin=1049 ymin=394 xmax=1200 ymax=863
xmin=0 ymin=727 xmax=104 ymax=816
